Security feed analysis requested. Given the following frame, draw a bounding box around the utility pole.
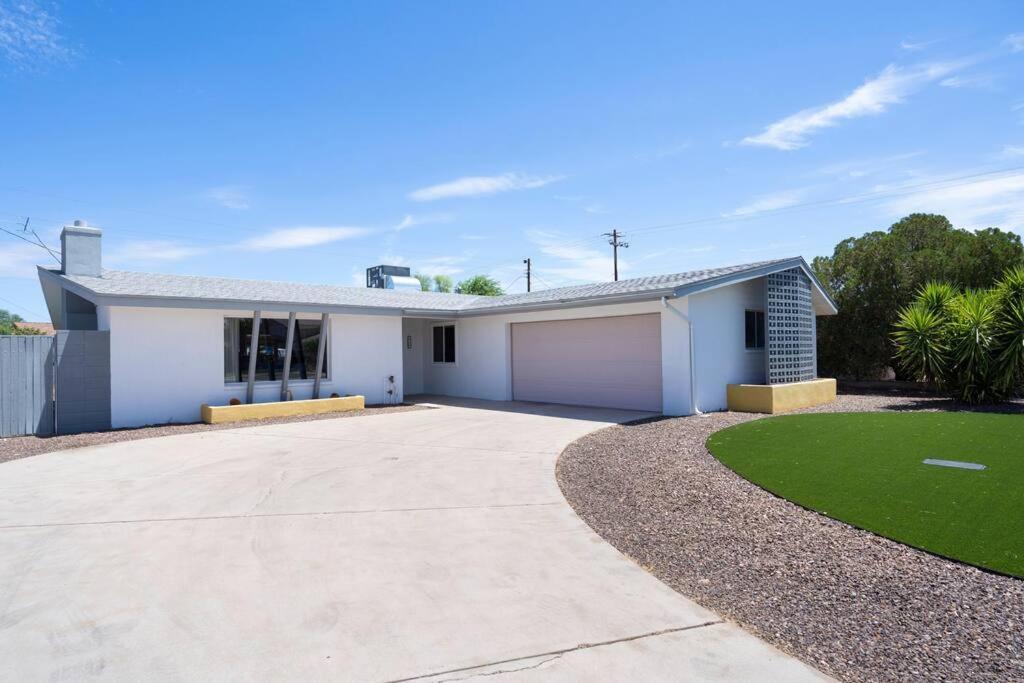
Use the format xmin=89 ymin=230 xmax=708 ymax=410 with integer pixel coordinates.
xmin=603 ymin=229 xmax=629 ymax=281
xmin=523 ymin=258 xmax=532 ymax=292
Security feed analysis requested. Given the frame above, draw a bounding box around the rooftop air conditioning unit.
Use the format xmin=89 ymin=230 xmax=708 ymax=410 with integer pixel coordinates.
xmin=386 ymin=275 xmax=422 ymax=291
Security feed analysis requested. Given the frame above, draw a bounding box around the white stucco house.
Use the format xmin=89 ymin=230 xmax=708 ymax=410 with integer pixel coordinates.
xmin=38 ymin=225 xmax=837 ymax=429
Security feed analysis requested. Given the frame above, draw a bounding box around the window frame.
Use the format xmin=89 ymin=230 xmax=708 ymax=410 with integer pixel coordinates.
xmin=223 ymin=316 xmax=331 ymax=387
xmin=744 ymin=309 xmax=766 ymax=351
xmin=431 ymin=322 xmax=457 ymax=365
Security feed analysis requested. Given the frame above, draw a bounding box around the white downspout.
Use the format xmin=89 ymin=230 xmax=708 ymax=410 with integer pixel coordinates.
xmin=662 ymin=296 xmax=701 ymax=415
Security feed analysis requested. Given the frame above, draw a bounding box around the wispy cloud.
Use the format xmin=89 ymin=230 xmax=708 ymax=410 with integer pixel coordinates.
xmin=409 ymin=173 xmax=563 ymax=201
xmin=635 ymin=140 xmax=692 ymax=161
xmin=373 ymin=252 xmax=468 ymax=277
xmin=940 ymin=73 xmax=995 ymax=89
xmin=528 ymin=230 xmax=618 ymax=284
xmin=242 ymin=226 xmax=369 ymax=250
xmin=460 ymin=233 xmax=490 ymax=241
xmin=1000 ymin=145 xmax=1024 ymax=158
xmin=1005 ymin=33 xmax=1024 ymax=52
xmin=553 ymin=193 xmax=609 ymax=214
xmin=725 ymin=189 xmax=807 ymax=217
xmin=205 ymin=185 xmax=250 ymax=210
xmin=885 ymin=171 xmax=1024 ymax=230
xmin=739 ymin=240 xmax=809 ymax=255
xmin=106 ymin=240 xmax=207 ymax=265
xmin=0 ymin=0 xmax=74 ymax=70
xmin=742 ymin=60 xmax=966 ymax=150
xmin=812 ymin=152 xmax=924 ymax=179
xmin=394 ymin=213 xmax=453 ymax=231
xmin=900 ymin=38 xmax=937 ymax=52
xmin=412 ymin=255 xmax=468 ymax=276
xmin=0 ymin=242 xmax=49 ymax=278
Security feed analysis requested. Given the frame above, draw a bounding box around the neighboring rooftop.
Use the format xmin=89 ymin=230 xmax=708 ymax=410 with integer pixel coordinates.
xmin=40 ymin=256 xmax=837 ymax=316
xmin=13 ymin=321 xmax=55 ymax=335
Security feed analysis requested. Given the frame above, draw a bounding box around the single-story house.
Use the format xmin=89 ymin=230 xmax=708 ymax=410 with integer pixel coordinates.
xmin=38 ymin=224 xmax=837 ymax=428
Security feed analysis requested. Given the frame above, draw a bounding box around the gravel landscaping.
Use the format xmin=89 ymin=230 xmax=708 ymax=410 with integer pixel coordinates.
xmin=556 ymin=392 xmax=1024 ymax=683
xmin=0 ymin=403 xmax=428 ymax=464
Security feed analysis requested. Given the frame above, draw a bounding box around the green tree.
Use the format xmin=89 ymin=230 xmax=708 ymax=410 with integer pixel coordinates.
xmin=0 ymin=309 xmax=43 ymax=335
xmin=412 ymin=273 xmax=432 ymax=291
xmin=456 ymin=275 xmax=504 ymax=296
xmin=893 ymin=267 xmax=1024 ymax=403
xmin=813 ymin=214 xmax=1024 ymax=379
xmin=433 ymin=274 xmax=453 ymax=293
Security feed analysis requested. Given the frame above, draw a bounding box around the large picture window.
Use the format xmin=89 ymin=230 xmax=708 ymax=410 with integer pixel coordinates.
xmin=745 ymin=310 xmax=765 ymax=349
xmin=432 ymin=323 xmax=456 ymax=364
xmin=224 ymin=317 xmax=328 ymax=383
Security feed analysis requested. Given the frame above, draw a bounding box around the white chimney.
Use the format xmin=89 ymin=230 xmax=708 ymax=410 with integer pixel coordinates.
xmin=61 ymin=221 xmax=102 ymax=277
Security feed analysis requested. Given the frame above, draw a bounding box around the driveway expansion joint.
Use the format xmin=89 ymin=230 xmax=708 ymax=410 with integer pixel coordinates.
xmin=387 ymin=621 xmax=724 ymax=682
xmin=0 ymin=501 xmax=564 ymax=531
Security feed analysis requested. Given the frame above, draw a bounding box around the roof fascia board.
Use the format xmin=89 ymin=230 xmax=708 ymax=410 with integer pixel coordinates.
xmin=671 ymin=258 xmax=802 ymax=298
xmin=455 ymin=288 xmax=680 ymax=317
xmin=37 ymin=266 xmax=102 ymax=306
xmin=672 ymin=258 xmax=838 ymax=315
xmin=90 ymin=294 xmax=416 ymax=317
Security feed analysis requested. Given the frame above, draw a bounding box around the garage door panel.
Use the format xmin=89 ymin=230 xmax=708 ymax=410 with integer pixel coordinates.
xmin=511 ymin=314 xmax=662 ymax=412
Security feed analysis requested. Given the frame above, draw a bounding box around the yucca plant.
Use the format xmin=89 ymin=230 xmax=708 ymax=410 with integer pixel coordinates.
xmin=916 ymin=281 xmax=958 ymax=315
xmin=945 ymin=290 xmax=999 ymax=403
xmin=993 ymin=266 xmax=1024 ymax=396
xmin=892 ymin=270 xmax=1024 ymax=403
xmin=892 ymin=303 xmax=948 ymax=388
xmin=995 ymin=297 xmax=1024 ymax=395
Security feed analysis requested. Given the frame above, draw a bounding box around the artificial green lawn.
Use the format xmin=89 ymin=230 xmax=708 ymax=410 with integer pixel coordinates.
xmin=707 ymin=412 xmax=1024 ymax=578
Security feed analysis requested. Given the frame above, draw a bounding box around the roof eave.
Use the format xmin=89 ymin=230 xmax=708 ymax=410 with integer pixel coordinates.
xmin=455 ymin=287 xmax=681 ymax=316
xmin=670 ymin=257 xmax=838 ymax=316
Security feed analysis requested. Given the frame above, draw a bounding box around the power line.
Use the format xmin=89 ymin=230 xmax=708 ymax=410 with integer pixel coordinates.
xmin=626 ymin=165 xmax=1024 ymax=238
xmin=0 ymin=223 xmax=60 ymax=263
xmin=547 ymin=164 xmax=1024 ymax=250
xmin=530 ymin=271 xmax=558 ymax=291
xmin=0 ymin=294 xmax=47 ymax=321
xmin=501 ymin=274 xmax=524 ymax=292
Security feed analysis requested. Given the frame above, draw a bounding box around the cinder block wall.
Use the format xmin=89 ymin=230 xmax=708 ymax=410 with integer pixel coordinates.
xmin=55 ymin=331 xmax=111 ymax=434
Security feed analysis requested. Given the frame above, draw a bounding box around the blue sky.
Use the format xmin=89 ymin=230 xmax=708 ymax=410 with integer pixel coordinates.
xmin=1 ymin=1 xmax=1023 ymax=320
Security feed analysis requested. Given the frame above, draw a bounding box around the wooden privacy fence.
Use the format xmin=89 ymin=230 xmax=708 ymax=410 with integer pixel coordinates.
xmin=0 ymin=335 xmax=55 ymax=437
xmin=0 ymin=331 xmax=111 ymax=437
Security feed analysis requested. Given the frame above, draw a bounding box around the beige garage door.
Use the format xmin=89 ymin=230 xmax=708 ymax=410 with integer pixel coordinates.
xmin=511 ymin=313 xmax=662 ymax=412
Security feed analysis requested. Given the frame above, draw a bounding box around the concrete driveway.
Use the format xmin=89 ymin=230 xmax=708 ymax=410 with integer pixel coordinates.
xmin=0 ymin=398 xmax=827 ymax=681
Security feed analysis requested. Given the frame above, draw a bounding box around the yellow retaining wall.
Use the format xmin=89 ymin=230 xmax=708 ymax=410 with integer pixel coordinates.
xmin=726 ymin=378 xmax=836 ymax=414
xmin=201 ymin=395 xmax=366 ymax=424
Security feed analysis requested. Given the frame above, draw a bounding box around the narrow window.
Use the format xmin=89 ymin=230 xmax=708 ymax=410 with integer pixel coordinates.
xmin=745 ymin=310 xmax=765 ymax=349
xmin=432 ymin=323 xmax=456 ymax=364
xmin=432 ymin=326 xmax=444 ymax=363
xmin=443 ymin=325 xmax=456 ymax=363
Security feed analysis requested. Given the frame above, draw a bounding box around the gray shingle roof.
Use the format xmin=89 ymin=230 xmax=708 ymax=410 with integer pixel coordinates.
xmin=54 ymin=269 xmax=485 ymax=311
xmin=461 ymin=259 xmax=790 ymax=311
xmin=45 ymin=257 xmax=832 ymax=315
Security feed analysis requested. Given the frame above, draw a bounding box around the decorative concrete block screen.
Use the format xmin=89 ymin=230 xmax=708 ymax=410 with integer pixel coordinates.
xmin=766 ymin=268 xmax=815 ymax=384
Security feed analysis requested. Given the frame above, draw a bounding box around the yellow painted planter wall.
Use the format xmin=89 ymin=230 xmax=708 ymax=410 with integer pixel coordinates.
xmin=727 ymin=378 xmax=836 ymax=414
xmin=201 ymin=395 xmax=366 ymax=424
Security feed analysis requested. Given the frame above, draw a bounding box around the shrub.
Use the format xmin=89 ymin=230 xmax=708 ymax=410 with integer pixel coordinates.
xmin=893 ymin=267 xmax=1024 ymax=403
